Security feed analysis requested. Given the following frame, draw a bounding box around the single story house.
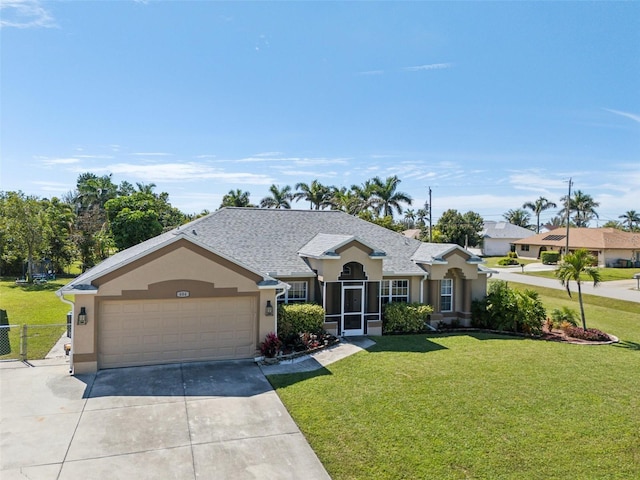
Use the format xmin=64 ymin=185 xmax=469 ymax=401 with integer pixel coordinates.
xmin=480 ymin=221 xmax=536 ymax=257
xmin=512 ymin=227 xmax=640 ymax=267
xmin=58 ymin=208 xmax=492 ymax=373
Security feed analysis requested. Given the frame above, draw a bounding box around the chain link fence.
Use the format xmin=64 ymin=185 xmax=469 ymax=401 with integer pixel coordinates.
xmin=0 ymin=324 xmax=69 ymax=361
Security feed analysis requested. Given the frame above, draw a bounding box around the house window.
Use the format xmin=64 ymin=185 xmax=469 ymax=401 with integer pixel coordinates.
xmin=381 ymin=279 xmax=409 ymax=304
xmin=280 ymin=281 xmax=308 ymax=303
xmin=440 ymin=279 xmax=453 ymax=312
xmin=521 ymin=245 xmax=530 ymax=252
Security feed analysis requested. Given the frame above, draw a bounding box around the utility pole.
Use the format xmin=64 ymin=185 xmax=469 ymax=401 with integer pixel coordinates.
xmin=565 ymin=178 xmax=572 ymax=257
xmin=428 ymin=186 xmax=432 ymax=243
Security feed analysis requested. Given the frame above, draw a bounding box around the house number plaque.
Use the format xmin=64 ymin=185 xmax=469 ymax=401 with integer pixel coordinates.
xmin=176 ymin=291 xmax=190 ymax=298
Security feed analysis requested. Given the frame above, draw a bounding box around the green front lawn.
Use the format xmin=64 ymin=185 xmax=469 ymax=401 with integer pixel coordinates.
xmin=269 ymin=287 xmax=640 ymax=479
xmin=522 ymin=267 xmax=640 ymax=282
xmin=482 ymin=256 xmax=539 ymax=268
xmin=0 ymin=278 xmax=73 ymax=360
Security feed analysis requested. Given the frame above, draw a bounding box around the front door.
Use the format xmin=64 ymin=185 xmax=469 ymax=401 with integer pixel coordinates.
xmin=342 ymin=285 xmax=364 ymax=336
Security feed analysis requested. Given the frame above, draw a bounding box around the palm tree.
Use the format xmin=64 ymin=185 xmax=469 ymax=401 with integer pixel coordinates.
xmin=619 ymin=210 xmax=640 ymax=232
xmin=403 ymin=209 xmax=416 ymax=229
xmin=555 ymin=249 xmax=601 ymax=331
xmin=294 ymin=180 xmax=332 ymax=210
xmin=369 ymin=175 xmax=413 ymax=217
xmin=503 ymin=208 xmax=532 ymax=229
xmin=559 ymin=190 xmax=599 ymax=227
xmin=350 ymin=180 xmax=378 ymax=213
xmin=260 ymin=184 xmax=293 ymax=209
xmin=328 ymin=186 xmax=362 ymax=215
xmin=523 ymin=197 xmax=557 ymax=233
xmin=136 ymin=182 xmax=157 ymax=194
xmin=220 ymin=189 xmax=254 ymax=208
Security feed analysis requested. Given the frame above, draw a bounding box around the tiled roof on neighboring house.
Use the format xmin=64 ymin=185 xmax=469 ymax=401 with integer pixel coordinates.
xmin=481 ymin=221 xmax=536 ymax=239
xmin=65 ymin=208 xmax=487 ymax=291
xmin=513 ymin=228 xmax=640 ymax=249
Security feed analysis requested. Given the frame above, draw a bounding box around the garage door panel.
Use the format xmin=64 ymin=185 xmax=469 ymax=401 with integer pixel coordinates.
xmin=99 ymin=297 xmax=257 ymax=369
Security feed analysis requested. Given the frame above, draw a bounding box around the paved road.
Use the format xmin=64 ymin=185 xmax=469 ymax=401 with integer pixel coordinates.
xmin=492 ymin=264 xmax=640 ymax=304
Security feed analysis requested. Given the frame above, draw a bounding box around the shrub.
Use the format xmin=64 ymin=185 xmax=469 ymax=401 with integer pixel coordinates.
xmin=383 ymin=302 xmax=433 ymax=334
xmin=277 ymin=303 xmax=325 ymax=338
xmin=549 ymin=307 xmax=579 ymax=329
xmin=497 ymin=257 xmax=519 ymax=266
xmin=541 ymin=251 xmax=560 ymax=264
xmin=564 ymin=327 xmax=611 ymax=342
xmin=259 ymin=332 xmax=281 ymax=358
xmin=507 ymin=252 xmax=518 ymax=259
xmin=471 ymin=280 xmax=545 ymax=335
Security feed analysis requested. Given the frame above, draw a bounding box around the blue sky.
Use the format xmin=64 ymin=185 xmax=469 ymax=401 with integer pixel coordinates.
xmin=1 ymin=0 xmax=639 ymax=225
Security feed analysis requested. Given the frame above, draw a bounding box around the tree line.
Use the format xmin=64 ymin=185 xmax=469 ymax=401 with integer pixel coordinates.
xmin=2 ymin=173 xmax=636 ymax=281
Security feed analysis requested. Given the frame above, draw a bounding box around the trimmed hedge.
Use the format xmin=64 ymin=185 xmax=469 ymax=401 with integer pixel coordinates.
xmin=277 ymin=303 xmax=325 ymax=338
xmin=383 ymin=302 xmax=433 ymax=334
xmin=541 ymin=251 xmax=560 ymax=264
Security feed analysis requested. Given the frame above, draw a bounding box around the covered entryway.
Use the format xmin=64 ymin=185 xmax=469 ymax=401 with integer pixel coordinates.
xmin=342 ymin=285 xmax=364 ymax=336
xmin=98 ymin=297 xmax=257 ymax=369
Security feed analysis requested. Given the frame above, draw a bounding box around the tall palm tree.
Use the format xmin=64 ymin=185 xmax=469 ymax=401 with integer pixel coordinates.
xmin=259 ymin=184 xmax=293 ymax=209
xmin=559 ymin=190 xmax=599 ymax=227
xmin=220 ymin=189 xmax=253 ymax=208
xmin=503 ymin=208 xmax=532 ymax=229
xmin=369 ymin=176 xmax=413 ymax=217
xmin=350 ymin=180 xmax=378 ymax=213
xmin=523 ymin=196 xmax=557 ymax=233
xmin=328 ymin=186 xmax=362 ymax=215
xmin=619 ymin=210 xmax=640 ymax=232
xmin=293 ymin=180 xmax=332 ymax=210
xmin=403 ymin=209 xmax=416 ymax=229
xmin=555 ymin=249 xmax=601 ymax=331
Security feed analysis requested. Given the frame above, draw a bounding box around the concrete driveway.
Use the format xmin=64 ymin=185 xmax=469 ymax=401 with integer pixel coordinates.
xmin=0 ymin=360 xmax=330 ymax=480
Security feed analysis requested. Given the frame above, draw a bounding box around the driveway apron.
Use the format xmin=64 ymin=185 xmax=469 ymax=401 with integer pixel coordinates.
xmin=0 ymin=360 xmax=330 ymax=480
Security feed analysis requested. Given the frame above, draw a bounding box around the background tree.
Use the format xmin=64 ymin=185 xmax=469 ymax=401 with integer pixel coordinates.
xmin=220 ymin=189 xmax=254 ymax=208
xmin=402 ymin=209 xmax=416 ymax=229
xmin=602 ymin=220 xmax=623 ymax=230
xmin=294 ymin=180 xmax=332 ymax=210
xmin=619 ymin=210 xmax=640 ymax=232
xmin=523 ymin=196 xmax=557 ymax=233
xmin=559 ymin=190 xmax=599 ymax=227
xmin=328 ymin=187 xmax=362 ymax=215
xmin=503 ymin=208 xmax=532 ymax=229
xmin=1 ymin=192 xmax=47 ymax=281
xmin=105 ymin=193 xmax=164 ymax=250
xmin=260 ymin=184 xmax=293 ymax=209
xmin=435 ymin=209 xmax=484 ymax=247
xmin=555 ymin=249 xmax=601 ymax=331
xmin=369 ymin=176 xmax=413 ymax=217
xmin=42 ymin=197 xmax=76 ymax=273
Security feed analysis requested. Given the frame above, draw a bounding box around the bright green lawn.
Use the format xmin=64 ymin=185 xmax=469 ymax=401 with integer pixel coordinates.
xmin=522 ymin=267 xmax=640 ymax=282
xmin=269 ymin=287 xmax=640 ymax=479
xmin=482 ymin=256 xmax=539 ymax=268
xmin=0 ymin=278 xmax=73 ymax=360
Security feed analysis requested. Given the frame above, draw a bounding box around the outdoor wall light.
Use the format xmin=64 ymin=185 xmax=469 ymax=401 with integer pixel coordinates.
xmin=265 ymin=300 xmax=274 ymax=316
xmin=77 ymin=307 xmax=87 ymax=325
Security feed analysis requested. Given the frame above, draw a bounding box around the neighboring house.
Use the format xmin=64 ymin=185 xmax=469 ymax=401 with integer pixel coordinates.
xmin=58 ymin=208 xmax=491 ymax=373
xmin=480 ymin=221 xmax=536 ymax=257
xmin=512 ymin=227 xmax=640 ymax=267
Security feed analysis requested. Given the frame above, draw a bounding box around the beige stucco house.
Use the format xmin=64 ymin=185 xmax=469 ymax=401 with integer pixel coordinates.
xmin=58 ymin=208 xmax=492 ymax=373
xmin=512 ymin=227 xmax=640 ymax=267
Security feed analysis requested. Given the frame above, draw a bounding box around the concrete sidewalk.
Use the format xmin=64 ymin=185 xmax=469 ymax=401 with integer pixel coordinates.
xmin=492 ymin=264 xmax=640 ymax=303
xmin=0 ymin=360 xmax=331 ymax=480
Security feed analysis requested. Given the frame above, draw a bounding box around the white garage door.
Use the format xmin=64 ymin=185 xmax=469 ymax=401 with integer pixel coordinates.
xmin=98 ymin=297 xmax=256 ymax=369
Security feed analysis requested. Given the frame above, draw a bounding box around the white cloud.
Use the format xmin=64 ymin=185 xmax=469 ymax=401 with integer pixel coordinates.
xmin=80 ymin=161 xmax=273 ymax=185
xmin=603 ymin=108 xmax=640 ymax=124
xmin=0 ymin=0 xmax=56 ymax=29
xmin=40 ymin=157 xmax=80 ymax=166
xmin=130 ymin=152 xmax=173 ymax=156
xmin=404 ymin=63 xmax=452 ymax=72
xmin=31 ymin=180 xmax=72 ymax=192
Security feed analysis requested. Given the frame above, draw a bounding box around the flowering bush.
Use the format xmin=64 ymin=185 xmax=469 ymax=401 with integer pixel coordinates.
xmin=259 ymin=332 xmax=282 ymax=358
xmin=565 ymin=327 xmax=611 ymax=342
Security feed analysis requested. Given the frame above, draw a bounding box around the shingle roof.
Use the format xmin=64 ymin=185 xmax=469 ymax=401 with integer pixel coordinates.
xmin=62 ymin=208 xmax=487 ymax=291
xmin=481 ymin=221 xmax=536 ymax=239
xmin=512 ymin=227 xmax=640 ymax=249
